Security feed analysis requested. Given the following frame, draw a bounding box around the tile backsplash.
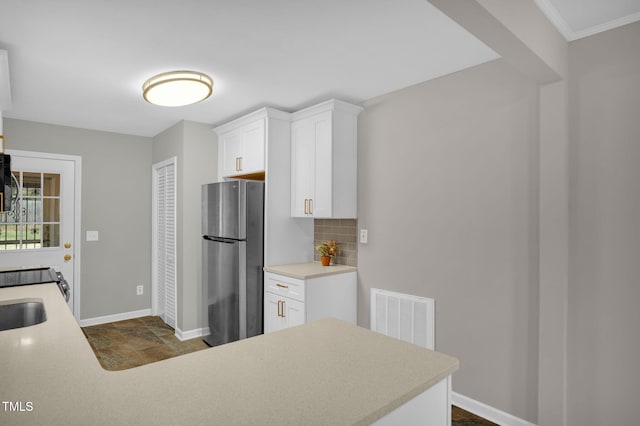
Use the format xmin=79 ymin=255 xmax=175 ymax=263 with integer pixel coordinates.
xmin=314 ymin=219 xmax=357 ymax=267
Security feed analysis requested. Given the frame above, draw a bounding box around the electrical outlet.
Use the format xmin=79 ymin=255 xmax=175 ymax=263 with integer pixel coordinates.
xmin=136 ymin=285 xmax=143 ymax=296
xmin=360 ymin=229 xmax=368 ymax=244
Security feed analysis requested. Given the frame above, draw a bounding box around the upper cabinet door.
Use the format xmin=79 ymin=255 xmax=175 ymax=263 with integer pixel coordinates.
xmin=220 ymin=129 xmax=243 ymax=178
xmin=311 ymin=112 xmax=332 ymax=218
xmin=291 ymin=117 xmax=316 ymax=217
xmin=217 ymin=118 xmax=266 ymax=179
xmin=240 ymin=119 xmax=265 ymax=174
xmin=290 ymin=100 xmax=361 ymax=219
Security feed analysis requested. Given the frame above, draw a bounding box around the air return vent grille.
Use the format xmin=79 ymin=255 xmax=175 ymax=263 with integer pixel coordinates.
xmin=370 ymin=288 xmax=434 ymax=350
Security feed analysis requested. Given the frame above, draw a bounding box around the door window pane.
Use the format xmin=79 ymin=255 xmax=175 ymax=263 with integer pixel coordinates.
xmin=43 ymin=224 xmax=60 ymax=248
xmin=43 ymin=198 xmax=60 ymax=222
xmin=23 ymin=197 xmax=41 ymax=223
xmin=22 ymin=224 xmax=41 ymax=249
xmin=22 ymin=172 xmax=41 ymax=196
xmin=0 ymin=171 xmax=61 ymax=250
xmin=43 ymin=173 xmax=60 ymax=197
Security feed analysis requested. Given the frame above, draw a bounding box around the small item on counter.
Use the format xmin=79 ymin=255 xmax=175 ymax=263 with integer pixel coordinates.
xmin=316 ymin=240 xmax=339 ymax=266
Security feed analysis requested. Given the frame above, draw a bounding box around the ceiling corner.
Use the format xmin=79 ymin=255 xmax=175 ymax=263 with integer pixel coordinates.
xmin=533 ymin=0 xmax=574 ymax=40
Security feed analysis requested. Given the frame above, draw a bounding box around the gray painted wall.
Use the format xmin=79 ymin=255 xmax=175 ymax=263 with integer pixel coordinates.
xmin=152 ymin=120 xmax=217 ymax=332
xmin=4 ymin=118 xmax=152 ymax=320
xmin=357 ymin=58 xmax=540 ymax=421
xmin=568 ymin=22 xmax=640 ymax=426
xmin=181 ymin=121 xmax=217 ymax=331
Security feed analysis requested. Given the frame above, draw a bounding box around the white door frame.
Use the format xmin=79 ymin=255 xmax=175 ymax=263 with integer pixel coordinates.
xmin=151 ymin=157 xmax=177 ymax=326
xmin=6 ymin=149 xmax=82 ymax=321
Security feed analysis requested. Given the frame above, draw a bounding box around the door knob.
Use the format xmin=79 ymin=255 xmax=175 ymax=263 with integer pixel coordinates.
xmin=64 ymin=243 xmax=71 ymax=249
xmin=64 ymin=254 xmax=72 ymax=261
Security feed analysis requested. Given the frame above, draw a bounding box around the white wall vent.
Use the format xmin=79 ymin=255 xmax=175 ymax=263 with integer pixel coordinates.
xmin=370 ymin=288 xmax=435 ymax=350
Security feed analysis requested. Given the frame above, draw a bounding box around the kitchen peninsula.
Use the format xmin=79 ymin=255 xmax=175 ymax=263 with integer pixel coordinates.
xmin=1 ymin=284 xmax=458 ymax=425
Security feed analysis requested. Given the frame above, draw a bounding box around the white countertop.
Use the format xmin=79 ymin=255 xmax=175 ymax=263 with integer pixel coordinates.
xmin=1 ymin=284 xmax=458 ymax=425
xmin=264 ymin=261 xmax=357 ymax=279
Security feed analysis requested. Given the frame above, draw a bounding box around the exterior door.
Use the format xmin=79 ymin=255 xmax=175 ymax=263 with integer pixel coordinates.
xmin=0 ymin=151 xmax=78 ymax=315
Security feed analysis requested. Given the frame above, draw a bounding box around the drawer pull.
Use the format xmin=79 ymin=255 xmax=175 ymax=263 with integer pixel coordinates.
xmin=276 ymin=283 xmax=289 ymax=289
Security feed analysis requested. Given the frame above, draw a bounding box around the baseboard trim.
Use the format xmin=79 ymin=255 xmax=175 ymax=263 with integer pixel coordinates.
xmin=451 ymin=392 xmax=537 ymax=426
xmin=79 ymin=309 xmax=152 ymax=327
xmin=175 ymin=327 xmax=208 ymax=341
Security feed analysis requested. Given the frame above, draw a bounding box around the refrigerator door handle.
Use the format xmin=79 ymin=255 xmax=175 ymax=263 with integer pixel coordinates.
xmin=203 ymin=235 xmax=238 ymax=244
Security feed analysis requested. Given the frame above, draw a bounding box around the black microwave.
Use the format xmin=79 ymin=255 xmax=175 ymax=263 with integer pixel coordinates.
xmin=0 ymin=154 xmax=11 ymax=212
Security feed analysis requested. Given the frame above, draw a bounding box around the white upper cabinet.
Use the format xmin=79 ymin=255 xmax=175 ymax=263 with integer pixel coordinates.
xmin=241 ymin=119 xmax=266 ymax=173
xmin=291 ymin=99 xmax=363 ymax=218
xmin=219 ymin=128 xmax=243 ymax=177
xmin=215 ymin=115 xmax=266 ymax=179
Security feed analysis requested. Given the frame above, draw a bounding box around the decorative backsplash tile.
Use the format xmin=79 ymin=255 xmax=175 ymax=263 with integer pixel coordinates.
xmin=314 ymin=219 xmax=357 ymax=267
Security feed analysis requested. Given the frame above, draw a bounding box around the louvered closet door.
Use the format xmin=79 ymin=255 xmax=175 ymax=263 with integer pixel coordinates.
xmin=153 ymin=158 xmax=177 ymax=329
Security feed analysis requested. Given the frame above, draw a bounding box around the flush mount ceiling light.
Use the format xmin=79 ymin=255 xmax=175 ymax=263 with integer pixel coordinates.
xmin=142 ymin=71 xmax=213 ymax=107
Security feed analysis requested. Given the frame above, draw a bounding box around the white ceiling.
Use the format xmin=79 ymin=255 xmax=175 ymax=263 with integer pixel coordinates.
xmin=1 ymin=1 xmax=638 ymax=138
xmin=536 ymin=0 xmax=640 ymax=40
xmin=0 ymin=0 xmax=499 ymax=137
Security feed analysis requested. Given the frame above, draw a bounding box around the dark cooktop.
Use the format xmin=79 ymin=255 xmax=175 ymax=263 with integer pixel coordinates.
xmin=0 ymin=267 xmax=60 ymax=288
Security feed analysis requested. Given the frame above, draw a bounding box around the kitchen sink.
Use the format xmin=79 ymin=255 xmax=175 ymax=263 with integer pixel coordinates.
xmin=0 ymin=299 xmax=47 ymax=331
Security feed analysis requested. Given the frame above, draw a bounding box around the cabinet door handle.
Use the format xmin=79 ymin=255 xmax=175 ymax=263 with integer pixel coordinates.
xmin=309 ymin=198 xmax=313 ymax=215
xmin=235 ymin=157 xmax=239 ymax=171
xmin=277 ymin=300 xmax=286 ymax=317
xmin=276 ymin=283 xmax=289 ymax=289
xmin=304 ymin=199 xmax=308 ymax=215
xmin=238 ymin=156 xmax=243 ymax=171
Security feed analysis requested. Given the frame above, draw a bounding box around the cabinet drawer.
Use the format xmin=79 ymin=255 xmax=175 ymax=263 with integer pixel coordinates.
xmin=264 ymin=272 xmax=305 ymax=302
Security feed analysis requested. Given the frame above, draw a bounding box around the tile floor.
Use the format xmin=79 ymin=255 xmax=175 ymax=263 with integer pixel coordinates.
xmin=452 ymin=406 xmax=498 ymax=426
xmin=83 ymin=316 xmax=496 ymax=425
xmin=82 ymin=315 xmax=208 ymax=371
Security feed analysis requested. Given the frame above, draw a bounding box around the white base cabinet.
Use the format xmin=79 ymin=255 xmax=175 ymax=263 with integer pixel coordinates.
xmin=371 ymin=376 xmax=452 ymax=426
xmin=264 ymin=292 xmax=305 ymax=333
xmin=264 ymin=271 xmax=356 ymax=333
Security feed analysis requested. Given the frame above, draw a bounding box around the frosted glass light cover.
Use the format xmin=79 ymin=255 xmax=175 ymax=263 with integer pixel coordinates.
xmin=142 ymin=71 xmax=213 ymax=107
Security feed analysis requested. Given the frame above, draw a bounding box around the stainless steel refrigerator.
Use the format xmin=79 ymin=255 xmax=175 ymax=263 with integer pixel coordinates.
xmin=202 ymin=180 xmax=264 ymax=347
